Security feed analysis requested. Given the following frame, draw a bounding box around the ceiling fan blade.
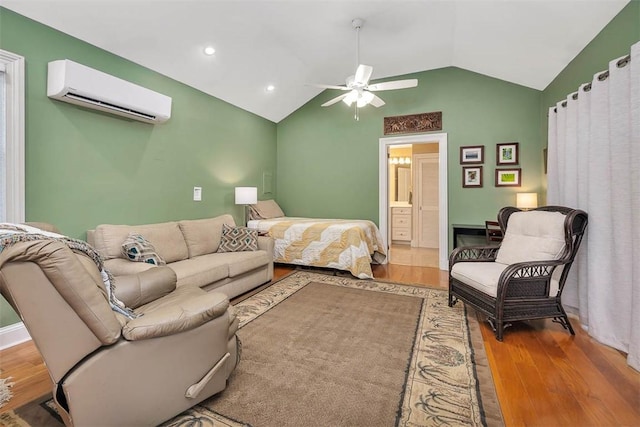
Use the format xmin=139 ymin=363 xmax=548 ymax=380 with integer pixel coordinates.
xmin=309 ymin=83 xmax=351 ymax=91
xmin=369 ymin=94 xmax=386 ymax=107
xmin=367 ymin=79 xmax=418 ymax=91
xmin=354 ymin=64 xmax=373 ymax=85
xmin=321 ymin=93 xmax=349 ymax=107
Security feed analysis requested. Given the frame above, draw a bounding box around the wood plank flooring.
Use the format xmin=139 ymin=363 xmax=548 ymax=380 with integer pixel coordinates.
xmin=1 ymin=263 xmax=639 ymax=426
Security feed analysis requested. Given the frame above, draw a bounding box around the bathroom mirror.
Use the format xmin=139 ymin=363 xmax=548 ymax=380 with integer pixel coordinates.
xmin=394 ymin=165 xmax=411 ymax=203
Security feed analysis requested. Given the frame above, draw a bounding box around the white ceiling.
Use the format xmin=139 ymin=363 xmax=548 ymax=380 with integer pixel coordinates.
xmin=0 ymin=0 xmax=630 ymax=123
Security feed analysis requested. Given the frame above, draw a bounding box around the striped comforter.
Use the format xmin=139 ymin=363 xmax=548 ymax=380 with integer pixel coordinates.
xmin=247 ymin=217 xmax=386 ymax=279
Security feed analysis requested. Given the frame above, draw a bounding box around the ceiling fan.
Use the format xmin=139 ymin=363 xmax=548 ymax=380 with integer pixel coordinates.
xmin=314 ymin=18 xmax=418 ymax=119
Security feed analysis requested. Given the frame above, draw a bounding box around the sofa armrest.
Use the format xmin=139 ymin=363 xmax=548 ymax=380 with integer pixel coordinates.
xmin=122 ymin=290 xmax=229 ymax=340
xmin=114 ymin=267 xmax=177 ymax=309
xmin=257 ymin=235 xmax=274 ymax=256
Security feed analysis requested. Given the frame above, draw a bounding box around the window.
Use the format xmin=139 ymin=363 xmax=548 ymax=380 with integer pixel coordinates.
xmin=0 ymin=50 xmax=25 ymax=223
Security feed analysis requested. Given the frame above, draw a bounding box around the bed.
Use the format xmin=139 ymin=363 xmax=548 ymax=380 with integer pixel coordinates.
xmin=247 ymin=200 xmax=386 ymax=279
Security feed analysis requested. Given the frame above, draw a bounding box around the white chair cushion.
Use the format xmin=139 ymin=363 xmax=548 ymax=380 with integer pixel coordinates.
xmin=496 ymin=211 xmax=566 ymax=265
xmin=452 ymin=261 xmax=562 ymax=297
xmin=451 ymin=262 xmax=509 ymax=297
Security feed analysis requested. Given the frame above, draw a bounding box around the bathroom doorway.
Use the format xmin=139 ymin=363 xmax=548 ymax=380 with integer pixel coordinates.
xmin=378 ymin=133 xmax=448 ymax=270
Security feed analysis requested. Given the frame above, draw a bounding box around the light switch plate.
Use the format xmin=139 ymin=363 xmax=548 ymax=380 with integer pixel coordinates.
xmin=193 ymin=187 xmax=202 ymax=201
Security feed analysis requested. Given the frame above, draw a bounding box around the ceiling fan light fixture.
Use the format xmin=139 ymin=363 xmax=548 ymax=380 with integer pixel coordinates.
xmin=357 ymin=91 xmax=374 ymax=107
xmin=343 ymin=90 xmax=359 ymax=106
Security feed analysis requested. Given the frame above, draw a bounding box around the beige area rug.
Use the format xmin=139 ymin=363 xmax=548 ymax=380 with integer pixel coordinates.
xmin=0 ymin=371 xmax=13 ymax=409
xmin=1 ymin=271 xmax=503 ymax=426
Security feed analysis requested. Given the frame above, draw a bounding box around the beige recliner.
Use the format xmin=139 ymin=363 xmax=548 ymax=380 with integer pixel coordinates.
xmin=0 ymin=231 xmax=239 ymax=426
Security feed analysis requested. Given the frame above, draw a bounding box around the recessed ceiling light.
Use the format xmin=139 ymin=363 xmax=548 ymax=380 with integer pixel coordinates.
xmin=265 ymin=85 xmax=275 ymax=92
xmin=203 ymin=46 xmax=216 ymax=56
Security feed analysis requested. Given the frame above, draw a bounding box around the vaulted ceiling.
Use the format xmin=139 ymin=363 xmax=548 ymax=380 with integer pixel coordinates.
xmin=0 ymin=0 xmax=630 ymax=122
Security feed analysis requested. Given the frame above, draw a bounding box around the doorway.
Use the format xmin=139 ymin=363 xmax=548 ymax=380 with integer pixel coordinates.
xmin=378 ymin=133 xmax=448 ymax=270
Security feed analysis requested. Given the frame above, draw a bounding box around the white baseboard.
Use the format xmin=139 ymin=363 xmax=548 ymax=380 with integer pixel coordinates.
xmin=0 ymin=322 xmax=31 ymax=350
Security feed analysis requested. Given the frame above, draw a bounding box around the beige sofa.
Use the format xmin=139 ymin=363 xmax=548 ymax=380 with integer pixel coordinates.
xmin=87 ymin=214 xmax=274 ymax=299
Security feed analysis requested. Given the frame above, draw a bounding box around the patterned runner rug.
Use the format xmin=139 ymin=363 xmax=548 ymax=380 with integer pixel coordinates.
xmin=0 ymin=372 xmax=13 ymax=409
xmin=1 ymin=271 xmax=503 ymax=426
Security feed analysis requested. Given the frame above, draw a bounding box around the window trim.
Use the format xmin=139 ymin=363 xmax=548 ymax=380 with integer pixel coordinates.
xmin=0 ymin=50 xmax=25 ymax=223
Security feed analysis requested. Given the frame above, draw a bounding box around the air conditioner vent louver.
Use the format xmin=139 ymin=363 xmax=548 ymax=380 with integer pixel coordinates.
xmin=63 ymin=93 xmax=157 ymax=121
xmin=47 ymin=60 xmax=172 ymax=124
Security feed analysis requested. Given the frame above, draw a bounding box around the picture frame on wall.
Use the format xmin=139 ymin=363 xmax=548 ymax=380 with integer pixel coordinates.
xmin=460 ymin=145 xmax=484 ymax=164
xmin=463 ymin=166 xmax=483 ymax=188
xmin=495 ymin=168 xmax=522 ymax=187
xmin=496 ymin=142 xmax=519 ymax=165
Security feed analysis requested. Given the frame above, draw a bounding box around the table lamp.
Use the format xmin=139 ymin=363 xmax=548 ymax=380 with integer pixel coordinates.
xmin=235 ymin=187 xmax=257 ymax=225
xmin=516 ymin=193 xmax=538 ymax=210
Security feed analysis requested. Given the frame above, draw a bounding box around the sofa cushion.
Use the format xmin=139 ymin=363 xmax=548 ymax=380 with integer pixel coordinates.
xmin=170 ymin=257 xmax=229 ymax=289
xmin=217 ymin=224 xmax=258 ymax=253
xmin=178 ymin=215 xmax=235 ymax=258
xmin=209 ymin=250 xmax=271 ymax=278
xmin=121 ymin=233 xmax=166 ymax=266
xmin=496 ymin=211 xmax=567 ymax=265
xmin=94 ymin=222 xmax=189 ymax=263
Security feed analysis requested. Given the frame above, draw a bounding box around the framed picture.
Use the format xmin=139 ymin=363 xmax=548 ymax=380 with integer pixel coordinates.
xmin=462 ymin=166 xmax=483 ymax=188
xmin=496 ymin=142 xmax=519 ymax=165
xmin=460 ymin=145 xmax=484 ymax=164
xmin=495 ymin=168 xmax=522 ymax=187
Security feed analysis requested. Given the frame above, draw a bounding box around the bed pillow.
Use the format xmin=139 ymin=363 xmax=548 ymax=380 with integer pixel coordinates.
xmin=217 ymin=224 xmax=258 ymax=252
xmin=249 ymin=199 xmax=285 ymax=219
xmin=121 ymin=233 xmax=166 ymax=266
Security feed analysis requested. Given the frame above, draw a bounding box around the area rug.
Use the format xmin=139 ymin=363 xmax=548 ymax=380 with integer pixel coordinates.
xmin=1 ymin=271 xmax=503 ymax=426
xmin=0 ymin=373 xmax=13 ymax=409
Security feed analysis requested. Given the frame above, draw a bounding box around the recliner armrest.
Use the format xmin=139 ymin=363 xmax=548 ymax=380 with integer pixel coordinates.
xmin=114 ymin=267 xmax=177 ymax=309
xmin=122 ymin=288 xmax=229 ymax=340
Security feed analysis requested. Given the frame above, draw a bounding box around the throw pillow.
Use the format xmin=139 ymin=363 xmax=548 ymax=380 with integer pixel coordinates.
xmin=217 ymin=224 xmax=258 ymax=252
xmin=121 ymin=233 xmax=166 ymax=266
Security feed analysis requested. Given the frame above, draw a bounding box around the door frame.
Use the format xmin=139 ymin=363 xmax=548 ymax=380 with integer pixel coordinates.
xmin=379 ymin=133 xmax=448 ymax=270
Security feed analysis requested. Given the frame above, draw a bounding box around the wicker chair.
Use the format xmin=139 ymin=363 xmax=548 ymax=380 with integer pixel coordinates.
xmin=448 ymin=206 xmax=588 ymax=341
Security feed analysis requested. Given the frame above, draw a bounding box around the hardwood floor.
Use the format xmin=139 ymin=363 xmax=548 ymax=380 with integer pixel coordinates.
xmin=1 ymin=263 xmax=639 ymax=426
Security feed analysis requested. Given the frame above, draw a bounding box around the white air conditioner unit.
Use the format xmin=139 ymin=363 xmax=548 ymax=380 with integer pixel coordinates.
xmin=47 ymin=59 xmax=172 ymax=124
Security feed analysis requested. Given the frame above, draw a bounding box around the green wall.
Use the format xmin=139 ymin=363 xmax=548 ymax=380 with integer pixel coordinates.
xmin=1 ymin=3 xmax=637 ymax=330
xmin=538 ymin=1 xmax=639 ymax=198
xmin=542 ymin=1 xmax=639 ymax=113
xmin=277 ymin=67 xmax=543 ymax=234
xmin=0 ymin=8 xmax=277 ymax=327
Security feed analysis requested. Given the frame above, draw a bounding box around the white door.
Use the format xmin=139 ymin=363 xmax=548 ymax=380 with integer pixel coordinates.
xmin=413 ymin=154 xmax=439 ymax=248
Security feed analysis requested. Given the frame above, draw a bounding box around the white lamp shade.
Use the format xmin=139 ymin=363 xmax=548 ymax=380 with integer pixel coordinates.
xmin=516 ymin=192 xmax=538 ymax=209
xmin=235 ymin=187 xmax=257 ymax=205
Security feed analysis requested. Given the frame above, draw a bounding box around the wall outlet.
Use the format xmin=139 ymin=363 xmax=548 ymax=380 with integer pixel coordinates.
xmin=193 ymin=187 xmax=202 ymax=201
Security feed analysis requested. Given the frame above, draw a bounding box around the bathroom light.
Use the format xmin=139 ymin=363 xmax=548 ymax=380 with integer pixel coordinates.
xmin=265 ymin=85 xmax=275 ymax=92
xmin=389 ymin=157 xmax=411 ymax=165
xmin=203 ymin=46 xmax=216 ymax=56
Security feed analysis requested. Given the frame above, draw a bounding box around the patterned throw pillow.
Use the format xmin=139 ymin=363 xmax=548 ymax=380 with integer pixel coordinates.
xmin=217 ymin=224 xmax=258 ymax=252
xmin=121 ymin=233 xmax=166 ymax=266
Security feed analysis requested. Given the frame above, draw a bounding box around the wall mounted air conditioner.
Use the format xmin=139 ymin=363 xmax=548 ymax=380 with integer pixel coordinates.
xmin=47 ymin=59 xmax=172 ymax=124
